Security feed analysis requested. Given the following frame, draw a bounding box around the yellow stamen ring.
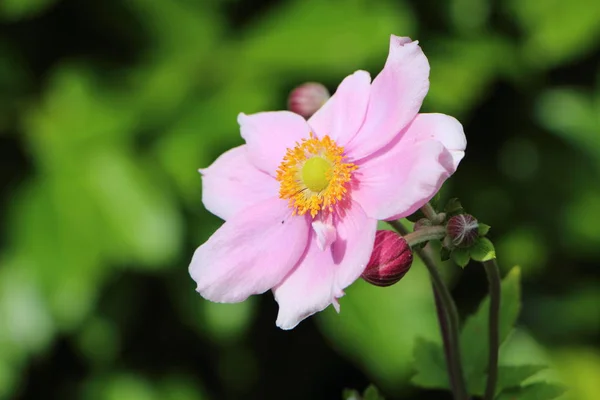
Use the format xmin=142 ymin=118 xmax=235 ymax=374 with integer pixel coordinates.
xmin=276 ymin=134 xmax=357 ymax=217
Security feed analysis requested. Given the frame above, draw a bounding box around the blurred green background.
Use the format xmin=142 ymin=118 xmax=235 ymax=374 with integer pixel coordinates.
xmin=0 ymin=0 xmax=599 ymax=399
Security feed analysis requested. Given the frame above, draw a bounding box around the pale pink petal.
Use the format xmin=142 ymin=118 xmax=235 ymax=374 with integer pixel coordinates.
xmin=352 ymin=140 xmax=455 ymax=221
xmin=346 ymin=36 xmax=430 ymax=160
xmin=406 ymin=113 xmax=466 ymax=170
xmin=189 ymin=197 xmax=310 ymax=303
xmin=308 ymin=70 xmax=371 ymax=146
xmin=311 ymin=220 xmax=337 ymax=251
xmin=200 ymin=145 xmax=278 ymax=220
xmin=239 ymin=111 xmax=311 ymax=175
xmin=333 ymin=203 xmax=378 ymax=290
xmin=273 ymin=201 xmax=376 ymax=329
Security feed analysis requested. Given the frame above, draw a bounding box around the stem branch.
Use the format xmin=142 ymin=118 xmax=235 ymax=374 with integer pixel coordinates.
xmin=404 ymin=225 xmax=447 ymax=247
xmin=421 ymin=202 xmax=446 ymax=224
xmin=421 ymin=202 xmax=438 ymax=221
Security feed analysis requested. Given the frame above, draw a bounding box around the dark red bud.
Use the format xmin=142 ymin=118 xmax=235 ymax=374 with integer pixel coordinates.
xmin=446 ymin=214 xmax=479 ymax=248
xmin=287 ymin=82 xmax=330 ymax=118
xmin=362 ymin=230 xmax=413 ymax=287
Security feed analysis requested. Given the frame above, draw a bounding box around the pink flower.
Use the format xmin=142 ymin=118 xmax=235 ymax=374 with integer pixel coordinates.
xmin=189 ymin=35 xmax=466 ymax=330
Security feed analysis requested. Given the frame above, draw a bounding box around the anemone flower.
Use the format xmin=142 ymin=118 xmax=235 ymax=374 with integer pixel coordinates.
xmin=190 ymin=35 xmax=466 ymax=329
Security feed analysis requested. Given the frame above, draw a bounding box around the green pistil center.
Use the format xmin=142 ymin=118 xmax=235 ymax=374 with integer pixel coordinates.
xmin=301 ymin=156 xmax=331 ymax=192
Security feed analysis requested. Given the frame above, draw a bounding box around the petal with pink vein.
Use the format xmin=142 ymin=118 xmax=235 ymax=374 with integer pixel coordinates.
xmin=273 ymin=201 xmax=376 ymax=329
xmin=346 ymin=36 xmax=430 ymax=160
xmin=200 ymin=145 xmax=278 ymax=221
xmin=190 ymin=197 xmax=310 ymax=303
xmin=352 ymin=140 xmax=454 ymax=221
xmin=405 ymin=113 xmax=466 ymax=170
xmin=308 ymin=70 xmax=371 ymax=146
xmin=239 ymin=111 xmax=311 ymax=176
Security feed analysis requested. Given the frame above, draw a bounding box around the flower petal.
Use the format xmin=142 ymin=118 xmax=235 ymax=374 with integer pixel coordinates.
xmin=239 ymin=111 xmax=311 ymax=175
xmin=346 ymin=36 xmax=430 ymax=160
xmin=200 ymin=145 xmax=278 ymax=220
xmin=189 ymin=197 xmax=310 ymax=303
xmin=406 ymin=113 xmax=466 ymax=170
xmin=308 ymin=70 xmax=371 ymax=146
xmin=273 ymin=201 xmax=376 ymax=329
xmin=311 ymin=220 xmax=337 ymax=251
xmin=352 ymin=140 xmax=455 ymax=221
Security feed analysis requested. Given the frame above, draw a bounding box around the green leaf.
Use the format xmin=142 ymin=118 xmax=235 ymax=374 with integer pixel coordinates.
xmin=497 ymin=365 xmax=547 ymax=391
xmin=444 ymin=198 xmax=464 ymax=216
xmin=240 ymin=0 xmax=416 ymax=76
xmin=440 ymin=246 xmax=452 ymax=262
xmin=318 ymin=260 xmax=440 ymax=392
xmin=362 ymin=385 xmax=385 ymax=400
xmin=470 ymin=365 xmax=547 ymax=395
xmin=461 ymin=267 xmax=522 ymax=392
xmin=411 ymin=268 xmax=523 ymax=394
xmin=0 ymin=0 xmax=57 ymax=21
xmin=478 ymin=223 xmax=491 ymax=237
xmin=506 ymin=0 xmax=600 ymax=68
xmin=451 ymin=248 xmax=471 ymax=268
xmin=496 ymin=382 xmax=566 ymax=400
xmin=470 ymin=238 xmax=496 ymax=262
xmin=410 ymin=338 xmax=448 ymax=389
xmin=342 ymin=389 xmax=361 ymax=400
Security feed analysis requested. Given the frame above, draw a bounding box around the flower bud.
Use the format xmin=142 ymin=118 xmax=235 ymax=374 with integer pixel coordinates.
xmin=362 ymin=230 xmax=413 ymax=287
xmin=287 ymin=82 xmax=330 ymax=118
xmin=446 ymin=214 xmax=479 ymax=248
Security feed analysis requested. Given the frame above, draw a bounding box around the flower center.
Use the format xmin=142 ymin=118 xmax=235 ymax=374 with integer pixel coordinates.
xmin=301 ymin=157 xmax=331 ymax=192
xmin=276 ymin=133 xmax=357 ymax=217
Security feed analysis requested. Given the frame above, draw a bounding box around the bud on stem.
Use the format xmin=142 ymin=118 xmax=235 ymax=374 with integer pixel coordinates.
xmin=362 ymin=230 xmax=413 ymax=287
xmin=446 ymin=214 xmax=479 ymax=248
xmin=287 ymin=82 xmax=330 ymax=118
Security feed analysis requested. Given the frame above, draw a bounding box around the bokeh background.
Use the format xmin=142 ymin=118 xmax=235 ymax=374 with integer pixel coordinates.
xmin=0 ymin=0 xmax=599 ymax=399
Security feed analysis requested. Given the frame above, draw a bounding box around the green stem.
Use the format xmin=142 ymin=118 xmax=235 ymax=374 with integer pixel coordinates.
xmin=421 ymin=202 xmax=446 ymax=224
xmin=421 ymin=202 xmax=438 ymax=221
xmin=404 ymin=225 xmax=447 ymax=247
xmin=419 ymin=245 xmax=469 ymax=400
xmin=388 ymin=220 xmax=469 ymax=400
xmin=482 ymin=259 xmax=501 ymax=400
xmin=433 ymin=283 xmax=460 ymax=397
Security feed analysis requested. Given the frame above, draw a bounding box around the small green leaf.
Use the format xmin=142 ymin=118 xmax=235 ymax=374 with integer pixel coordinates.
xmin=497 ymin=365 xmax=547 ymax=391
xmin=451 ymin=248 xmax=471 ymax=268
xmin=471 ymin=365 xmax=547 ymax=395
xmin=444 ymin=198 xmax=464 ymax=216
xmin=470 ymin=238 xmax=496 ymax=262
xmin=478 ymin=223 xmax=491 ymax=237
xmin=440 ymin=246 xmax=452 ymax=262
xmin=362 ymin=385 xmax=385 ymax=400
xmin=496 ymin=382 xmax=566 ymax=400
xmin=410 ymin=338 xmax=448 ymax=389
xmin=342 ymin=389 xmax=361 ymax=400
